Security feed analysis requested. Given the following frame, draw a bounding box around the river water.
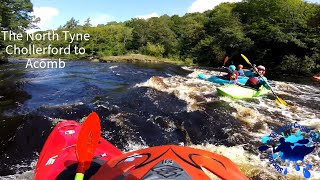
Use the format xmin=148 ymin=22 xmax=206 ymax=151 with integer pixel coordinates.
xmin=0 ymin=60 xmax=319 ymax=179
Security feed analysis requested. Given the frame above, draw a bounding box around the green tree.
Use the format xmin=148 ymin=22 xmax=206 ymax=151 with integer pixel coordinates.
xmin=148 ymin=16 xmax=178 ymax=57
xmin=203 ymin=3 xmax=253 ymax=64
xmin=0 ymin=0 xmax=36 ymax=62
xmin=234 ymin=0 xmax=319 ymax=73
xmin=172 ymin=13 xmax=207 ymax=60
xmin=141 ymin=42 xmax=165 ymax=57
xmin=126 ymin=18 xmax=151 ymax=51
xmin=0 ymin=0 xmax=35 ymax=31
xmin=83 ymin=18 xmax=92 ymax=27
xmin=63 ymin=17 xmax=80 ymax=29
xmin=190 ymin=3 xmax=253 ymax=65
xmin=192 ymin=36 xmax=225 ymax=65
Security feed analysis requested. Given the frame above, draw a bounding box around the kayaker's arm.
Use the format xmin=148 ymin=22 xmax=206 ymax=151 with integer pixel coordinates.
xmin=264 ymin=82 xmax=271 ymax=90
xmin=260 ymin=77 xmax=271 ymax=90
xmin=223 ymin=66 xmax=233 ymax=74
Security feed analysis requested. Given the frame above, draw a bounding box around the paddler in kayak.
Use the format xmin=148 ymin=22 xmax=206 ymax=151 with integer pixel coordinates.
xmin=222 ymin=65 xmax=239 ymax=83
xmin=238 ymin=64 xmax=245 ymax=76
xmin=244 ymin=64 xmax=257 ymax=77
xmin=245 ymin=65 xmax=271 ymax=90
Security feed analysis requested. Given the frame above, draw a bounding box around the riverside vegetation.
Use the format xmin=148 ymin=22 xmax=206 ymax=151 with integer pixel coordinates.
xmin=0 ymin=0 xmax=319 ymax=74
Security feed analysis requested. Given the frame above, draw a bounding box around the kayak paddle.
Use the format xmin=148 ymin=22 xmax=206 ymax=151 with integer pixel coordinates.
xmin=223 ymin=56 xmax=229 ymax=66
xmin=218 ymin=56 xmax=229 ymax=76
xmin=241 ymin=54 xmax=287 ymax=106
xmin=75 ymin=112 xmax=101 ymax=180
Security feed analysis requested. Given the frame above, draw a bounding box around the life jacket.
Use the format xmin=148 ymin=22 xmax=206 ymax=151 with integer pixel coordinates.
xmin=246 ymin=77 xmax=260 ymax=89
xmin=247 ymin=77 xmax=259 ymax=85
xmin=238 ymin=69 xmax=244 ymax=76
xmin=227 ymin=70 xmax=239 ymax=80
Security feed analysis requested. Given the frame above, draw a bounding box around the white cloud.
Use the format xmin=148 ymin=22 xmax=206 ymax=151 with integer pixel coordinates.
xmin=86 ymin=14 xmax=114 ymax=26
xmin=305 ymin=0 xmax=320 ymax=3
xmin=188 ymin=0 xmax=241 ymax=13
xmin=31 ymin=7 xmax=59 ymax=31
xmin=135 ymin=12 xmax=159 ymax=19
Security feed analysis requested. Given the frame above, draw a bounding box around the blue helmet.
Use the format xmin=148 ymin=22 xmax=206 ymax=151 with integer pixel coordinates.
xmin=229 ymin=65 xmax=236 ymax=71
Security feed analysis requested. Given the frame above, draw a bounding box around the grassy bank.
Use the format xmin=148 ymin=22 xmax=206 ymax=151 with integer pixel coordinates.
xmin=5 ymin=54 xmax=195 ymax=66
xmin=0 ymin=53 xmax=8 ymax=63
xmin=99 ymin=54 xmax=194 ymax=66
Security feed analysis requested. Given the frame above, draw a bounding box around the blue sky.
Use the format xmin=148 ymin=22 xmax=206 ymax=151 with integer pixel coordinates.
xmin=30 ymin=0 xmax=320 ymax=31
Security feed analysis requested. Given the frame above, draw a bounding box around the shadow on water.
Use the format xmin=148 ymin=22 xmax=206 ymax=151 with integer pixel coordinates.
xmin=132 ymin=62 xmax=192 ymax=76
xmin=0 ymin=63 xmax=31 ymax=153
xmin=98 ymin=86 xmax=251 ymax=151
xmin=267 ymin=71 xmax=318 ymax=86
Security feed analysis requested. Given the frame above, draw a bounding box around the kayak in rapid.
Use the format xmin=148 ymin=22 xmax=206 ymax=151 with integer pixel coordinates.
xmin=313 ymin=74 xmax=320 ymax=81
xmin=198 ymin=73 xmax=248 ymax=85
xmin=34 ymin=120 xmax=122 ymax=180
xmin=91 ymin=145 xmax=248 ymax=180
xmin=217 ymin=84 xmax=270 ymax=99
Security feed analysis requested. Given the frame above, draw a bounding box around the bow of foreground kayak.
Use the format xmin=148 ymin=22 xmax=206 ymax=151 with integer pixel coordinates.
xmin=217 ymin=84 xmax=270 ymax=99
xmin=198 ymin=73 xmax=248 ymax=85
xmin=34 ymin=120 xmax=122 ymax=180
xmin=35 ymin=119 xmax=248 ymax=180
xmin=91 ymin=145 xmax=248 ymax=180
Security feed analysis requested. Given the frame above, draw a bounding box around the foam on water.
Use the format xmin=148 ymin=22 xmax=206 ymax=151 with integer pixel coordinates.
xmin=136 ymin=72 xmax=220 ymax=112
xmin=0 ymin=160 xmax=36 ymax=180
xmin=137 ymin=67 xmax=320 ymax=179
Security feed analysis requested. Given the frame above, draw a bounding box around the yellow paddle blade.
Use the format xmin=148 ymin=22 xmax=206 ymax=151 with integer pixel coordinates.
xmin=241 ymin=54 xmax=252 ymax=66
xmin=275 ymin=96 xmax=287 ymax=106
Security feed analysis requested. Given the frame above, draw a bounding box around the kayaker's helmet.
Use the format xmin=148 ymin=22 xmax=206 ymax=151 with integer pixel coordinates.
xmin=229 ymin=65 xmax=236 ymax=71
xmin=257 ymin=65 xmax=266 ymax=75
xmin=238 ymin=64 xmax=243 ymax=69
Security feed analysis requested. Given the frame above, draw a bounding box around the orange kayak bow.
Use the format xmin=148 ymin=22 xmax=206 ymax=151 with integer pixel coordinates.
xmin=91 ymin=145 xmax=248 ymax=180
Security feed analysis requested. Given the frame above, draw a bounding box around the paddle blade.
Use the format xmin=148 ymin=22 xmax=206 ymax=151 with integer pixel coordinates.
xmin=76 ymin=112 xmax=101 ymax=174
xmin=223 ymin=56 xmax=229 ymax=65
xmin=275 ymin=96 xmax=287 ymax=106
xmin=241 ymin=54 xmax=252 ymax=66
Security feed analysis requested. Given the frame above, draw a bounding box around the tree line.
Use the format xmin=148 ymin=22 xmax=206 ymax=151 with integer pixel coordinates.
xmin=1 ymin=0 xmax=319 ymax=74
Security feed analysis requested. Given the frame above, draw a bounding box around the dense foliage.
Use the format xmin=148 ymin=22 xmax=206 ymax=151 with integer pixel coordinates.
xmin=0 ymin=0 xmax=37 ymax=62
xmin=1 ymin=0 xmax=319 ymax=74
